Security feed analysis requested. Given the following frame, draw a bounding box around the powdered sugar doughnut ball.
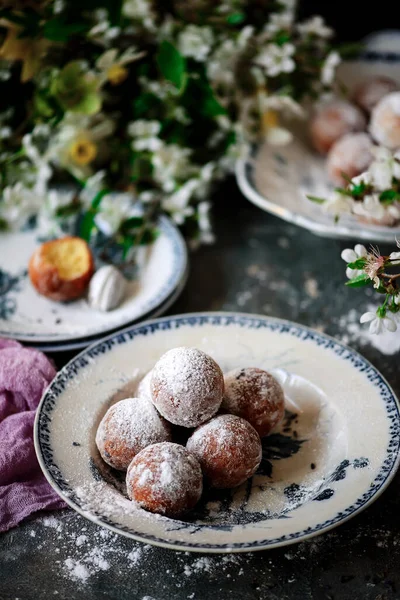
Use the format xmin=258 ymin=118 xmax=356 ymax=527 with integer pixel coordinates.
xmin=370 ymin=92 xmax=400 ymax=149
xmin=353 ymin=76 xmax=398 ymax=114
xmin=186 ymin=414 xmax=262 ymax=489
xmin=96 ymin=397 xmax=172 ymax=471
xmin=126 ymin=442 xmax=203 ymax=517
xmin=136 ymin=370 xmax=153 ymax=403
xmin=151 ymin=347 xmax=224 ymax=428
xmin=310 ymin=100 xmax=366 ymax=154
xmin=221 ymin=368 xmax=285 ymax=438
xmin=326 ymin=132 xmax=374 ymax=186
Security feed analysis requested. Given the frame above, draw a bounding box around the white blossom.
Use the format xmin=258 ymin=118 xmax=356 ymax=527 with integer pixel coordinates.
xmin=152 ymin=144 xmax=192 ymax=192
xmin=197 ymin=201 xmax=215 ymax=244
xmin=256 ymin=44 xmax=296 ymax=77
xmin=389 ymin=251 xmax=400 ymax=264
xmin=122 ymin=0 xmax=153 ymax=19
xmin=360 ymin=311 xmax=397 ymax=334
xmin=162 ymin=180 xmax=197 ymax=224
xmin=297 ymin=16 xmax=333 ymax=38
xmin=178 ymin=25 xmax=214 ymax=62
xmin=128 ymin=120 xmax=162 ymax=151
xmin=49 ymin=114 xmax=115 ymax=179
xmin=0 ymin=183 xmax=42 ymax=230
xmin=352 ymin=194 xmax=386 ymax=221
xmin=96 ymin=47 xmax=144 ymax=84
xmin=324 ymin=191 xmax=353 ymax=215
xmin=80 ymin=171 xmax=106 ymax=207
xmin=261 ymin=95 xmax=305 ymax=118
xmin=321 ymin=51 xmax=341 ymax=86
xmin=265 ymin=13 xmax=293 ymax=34
xmin=341 ymin=244 xmax=367 ymax=279
xmin=94 ymin=193 xmax=136 ymax=236
xmin=22 ymin=132 xmax=52 ymax=196
xmin=265 ymin=126 xmax=293 ymax=146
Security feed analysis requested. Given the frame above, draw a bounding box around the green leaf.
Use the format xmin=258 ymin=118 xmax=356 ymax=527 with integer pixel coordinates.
xmin=120 ymin=216 xmax=144 ymax=234
xmin=226 ymin=12 xmax=245 ymax=25
xmin=275 ymin=32 xmax=291 ymax=46
xmin=43 ymin=19 xmax=88 ymax=42
xmin=306 ymin=195 xmax=325 ymax=204
xmin=79 ymin=189 xmax=109 ymax=241
xmin=202 ymin=83 xmax=227 ymax=117
xmin=347 ymin=258 xmax=367 ymax=269
xmin=156 ymin=41 xmax=186 ymax=91
xmin=0 ymin=217 xmax=8 ymax=231
xmin=379 ymin=189 xmax=400 ymax=204
xmin=55 ymin=203 xmax=81 ymax=218
xmin=345 ymin=274 xmax=371 ymax=288
xmin=140 ymin=228 xmax=158 ymax=245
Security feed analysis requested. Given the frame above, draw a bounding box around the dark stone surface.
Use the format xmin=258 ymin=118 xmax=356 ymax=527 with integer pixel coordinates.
xmin=1 ymin=180 xmax=400 ymax=600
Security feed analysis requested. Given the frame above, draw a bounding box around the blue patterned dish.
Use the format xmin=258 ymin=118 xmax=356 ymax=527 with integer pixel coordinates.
xmin=0 ymin=216 xmax=187 ymax=343
xmin=34 ymin=313 xmax=400 ymax=552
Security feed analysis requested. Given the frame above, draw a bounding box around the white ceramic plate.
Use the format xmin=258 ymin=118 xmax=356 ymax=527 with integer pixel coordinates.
xmin=30 ymin=266 xmax=189 ymax=353
xmin=0 ymin=216 xmax=187 ymax=343
xmin=236 ymin=55 xmax=400 ymax=243
xmin=35 ymin=313 xmax=400 ymax=553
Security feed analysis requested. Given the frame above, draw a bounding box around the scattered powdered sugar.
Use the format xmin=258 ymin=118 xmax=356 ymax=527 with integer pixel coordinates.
xmin=336 ymin=306 xmax=400 ymax=355
xmin=65 ymin=559 xmax=90 ymax=582
xmin=151 ymin=347 xmax=224 ymax=427
xmin=95 ymin=396 xmax=171 ymax=469
xmin=304 ymin=277 xmax=319 ymax=299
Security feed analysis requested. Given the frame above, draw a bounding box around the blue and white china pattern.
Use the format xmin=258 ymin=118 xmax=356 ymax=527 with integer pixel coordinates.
xmin=35 ymin=313 xmax=400 ymax=552
xmin=0 ymin=216 xmax=187 ymax=343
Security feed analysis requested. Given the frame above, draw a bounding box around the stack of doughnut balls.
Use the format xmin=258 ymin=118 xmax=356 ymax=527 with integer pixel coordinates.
xmin=310 ymin=76 xmax=400 ymax=190
xmin=95 ymin=347 xmax=285 ymax=518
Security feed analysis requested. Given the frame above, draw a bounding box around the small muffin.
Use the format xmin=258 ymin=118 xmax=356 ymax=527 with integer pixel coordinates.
xmin=326 ymin=132 xmax=374 ymax=186
xmin=96 ymin=397 xmax=172 ymax=471
xmin=151 ymin=347 xmax=224 ymax=428
xmin=353 ymin=76 xmax=398 ymax=114
xmin=310 ymin=100 xmax=366 ymax=154
xmin=186 ymin=414 xmax=262 ymax=489
xmin=369 ymin=92 xmax=400 ymax=149
xmin=222 ymin=367 xmax=285 ymax=437
xmin=29 ymin=236 xmax=94 ymax=302
xmin=126 ymin=442 xmax=203 ymax=517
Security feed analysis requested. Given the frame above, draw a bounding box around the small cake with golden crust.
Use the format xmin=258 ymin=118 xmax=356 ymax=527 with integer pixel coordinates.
xmin=186 ymin=414 xmax=262 ymax=489
xmin=326 ymin=132 xmax=374 ymax=186
xmin=369 ymin=92 xmax=400 ymax=149
xmin=151 ymin=347 xmax=224 ymax=428
xmin=353 ymin=76 xmax=398 ymax=114
xmin=29 ymin=236 xmax=94 ymax=302
xmin=310 ymin=100 xmax=366 ymax=154
xmin=96 ymin=397 xmax=172 ymax=471
xmin=126 ymin=442 xmax=203 ymax=517
xmin=222 ymin=367 xmax=285 ymax=437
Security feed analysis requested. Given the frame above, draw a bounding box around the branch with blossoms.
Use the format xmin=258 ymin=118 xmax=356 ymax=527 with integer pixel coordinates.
xmin=341 ymin=242 xmax=400 ymax=334
xmin=308 ymin=147 xmax=400 ymax=226
xmin=0 ymin=0 xmax=340 ymax=254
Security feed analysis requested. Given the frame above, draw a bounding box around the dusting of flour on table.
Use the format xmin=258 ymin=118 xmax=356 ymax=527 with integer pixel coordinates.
xmin=337 ymin=306 xmax=400 ymax=355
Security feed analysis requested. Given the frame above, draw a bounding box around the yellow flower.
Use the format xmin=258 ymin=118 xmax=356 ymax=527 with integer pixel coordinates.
xmin=107 ymin=64 xmax=128 ymax=86
xmin=69 ymin=138 xmax=97 ymax=166
xmin=262 ymin=109 xmax=279 ymax=130
xmin=0 ymin=20 xmax=49 ymax=82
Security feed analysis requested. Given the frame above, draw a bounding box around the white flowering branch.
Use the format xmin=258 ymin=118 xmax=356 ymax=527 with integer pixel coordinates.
xmin=341 ymin=242 xmax=400 ymax=334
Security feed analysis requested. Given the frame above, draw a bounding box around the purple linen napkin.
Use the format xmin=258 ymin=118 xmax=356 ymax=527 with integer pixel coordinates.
xmin=0 ymin=338 xmax=67 ymax=532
